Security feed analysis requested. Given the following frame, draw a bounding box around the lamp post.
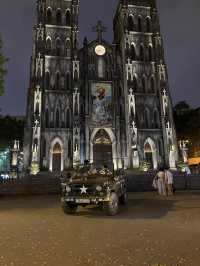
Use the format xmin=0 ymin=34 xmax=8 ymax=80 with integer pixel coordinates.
xmin=11 ymin=140 xmax=20 ymax=178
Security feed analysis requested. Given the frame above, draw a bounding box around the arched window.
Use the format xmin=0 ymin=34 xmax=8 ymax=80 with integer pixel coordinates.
xmin=138 ymin=16 xmax=142 ymax=32
xmin=42 ymin=138 xmax=46 ymax=158
xmin=140 ymin=45 xmax=144 ymax=61
xmin=144 ymin=109 xmax=150 ymax=128
xmin=92 ymin=68 xmax=96 ymax=79
xmin=136 ymin=112 xmax=140 ymax=127
xmin=106 ymin=70 xmax=110 ymax=80
xmin=128 ymin=72 xmax=132 ymax=82
xmin=133 ymin=76 xmax=138 ymax=92
xmin=66 ymin=39 xmax=70 ymax=56
xmin=68 ymin=139 xmax=71 ymax=158
xmin=56 ymin=38 xmax=61 ymax=56
xmin=56 ymin=9 xmax=62 ymax=25
xmin=146 ymin=17 xmax=151 ymax=33
xmin=120 ymin=104 xmax=124 ymax=118
xmin=118 ymin=86 xmax=122 ymax=98
xmin=46 ymin=38 xmax=52 ymax=54
xmin=130 ymin=44 xmax=136 ymax=61
xmin=148 ymin=45 xmax=153 ymax=61
xmin=35 ymin=103 xmax=39 ymax=116
xmin=66 ymin=39 xmax=70 ymax=49
xmin=55 ymin=72 xmax=60 ymax=90
xmin=158 ymin=139 xmax=164 ymax=157
xmin=37 ymin=36 xmax=43 ymax=51
xmin=66 ymin=10 xmax=71 ymax=26
xmin=74 ymin=94 xmax=78 ymax=115
xmin=74 ymin=69 xmax=78 ymax=81
xmin=142 ymin=76 xmax=146 ymax=93
xmin=125 ymin=43 xmax=130 ymax=58
xmin=37 ymin=68 xmax=41 ymax=80
xmin=154 ymin=110 xmax=160 ymax=128
xmin=109 ymin=55 xmax=112 ymax=65
xmin=150 ymin=76 xmax=155 ymax=93
xmin=55 ymin=109 xmax=60 ymax=128
xmin=66 ymin=109 xmax=71 ymax=128
xmin=45 ymin=109 xmax=49 ymax=128
xmin=128 ymin=15 xmax=134 ymax=31
xmin=66 ymin=73 xmax=70 ymax=90
xmin=98 ymin=57 xmax=104 ymax=78
xmin=46 ymin=8 xmax=52 ymax=24
xmin=45 ymin=72 xmax=50 ymax=89
xmin=130 ymin=106 xmax=134 ymax=118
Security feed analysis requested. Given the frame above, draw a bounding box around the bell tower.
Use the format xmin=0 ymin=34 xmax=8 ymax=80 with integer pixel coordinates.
xmin=114 ymin=0 xmax=178 ymax=169
xmin=24 ymin=0 xmax=80 ymax=173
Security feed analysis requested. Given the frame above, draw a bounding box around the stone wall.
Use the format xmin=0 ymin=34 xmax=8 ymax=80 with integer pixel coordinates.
xmin=0 ymin=176 xmax=61 ymax=195
xmin=0 ymin=173 xmax=200 ymax=195
xmin=126 ymin=173 xmax=200 ymax=192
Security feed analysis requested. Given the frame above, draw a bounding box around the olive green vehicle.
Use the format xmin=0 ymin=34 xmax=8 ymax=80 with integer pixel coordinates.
xmin=61 ymin=167 xmax=127 ymax=216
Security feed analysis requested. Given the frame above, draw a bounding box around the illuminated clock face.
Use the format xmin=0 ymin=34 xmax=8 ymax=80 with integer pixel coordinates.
xmin=95 ymin=45 xmax=106 ymax=56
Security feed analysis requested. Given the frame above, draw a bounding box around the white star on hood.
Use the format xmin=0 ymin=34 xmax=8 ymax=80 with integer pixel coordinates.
xmin=80 ymin=185 xmax=88 ymax=194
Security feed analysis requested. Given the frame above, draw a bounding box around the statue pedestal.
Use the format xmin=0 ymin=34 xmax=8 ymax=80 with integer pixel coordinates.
xmin=30 ymin=162 xmax=40 ymax=175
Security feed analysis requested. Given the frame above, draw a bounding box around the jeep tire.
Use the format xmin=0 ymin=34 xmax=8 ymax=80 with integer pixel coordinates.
xmin=62 ymin=203 xmax=78 ymax=214
xmin=103 ymin=192 xmax=119 ymax=216
xmin=119 ymin=191 xmax=128 ymax=205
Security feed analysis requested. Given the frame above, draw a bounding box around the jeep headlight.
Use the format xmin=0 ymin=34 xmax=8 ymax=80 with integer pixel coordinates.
xmin=106 ymin=186 xmax=111 ymax=194
xmin=66 ymin=186 xmax=71 ymax=193
xmin=96 ymin=185 xmax=102 ymax=192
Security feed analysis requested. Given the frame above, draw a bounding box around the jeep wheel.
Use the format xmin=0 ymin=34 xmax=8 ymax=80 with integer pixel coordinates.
xmin=103 ymin=192 xmax=119 ymax=216
xmin=62 ymin=203 xmax=78 ymax=214
xmin=119 ymin=191 xmax=128 ymax=205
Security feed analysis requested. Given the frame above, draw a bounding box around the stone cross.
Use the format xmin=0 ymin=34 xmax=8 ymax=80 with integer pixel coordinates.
xmin=92 ymin=20 xmax=107 ymax=42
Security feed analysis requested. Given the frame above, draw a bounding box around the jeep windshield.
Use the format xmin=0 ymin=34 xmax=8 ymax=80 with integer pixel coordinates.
xmin=71 ymin=166 xmax=113 ymax=180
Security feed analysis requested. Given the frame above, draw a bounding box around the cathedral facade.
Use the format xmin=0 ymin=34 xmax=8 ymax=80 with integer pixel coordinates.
xmin=24 ymin=0 xmax=178 ymax=172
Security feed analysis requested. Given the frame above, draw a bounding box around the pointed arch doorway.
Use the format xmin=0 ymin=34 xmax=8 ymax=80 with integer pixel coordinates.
xmin=144 ymin=138 xmax=158 ymax=170
xmin=93 ymin=129 xmax=113 ymax=169
xmin=52 ymin=142 xmax=62 ymax=172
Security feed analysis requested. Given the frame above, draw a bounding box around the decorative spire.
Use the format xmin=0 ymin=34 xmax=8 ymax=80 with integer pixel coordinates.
xmin=92 ymin=20 xmax=107 ymax=42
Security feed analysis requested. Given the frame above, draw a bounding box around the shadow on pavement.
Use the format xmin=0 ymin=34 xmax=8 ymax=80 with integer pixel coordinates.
xmin=73 ymin=196 xmax=178 ymax=220
xmin=0 ymin=195 xmax=60 ymax=211
xmin=1 ymin=192 xmax=197 ymax=220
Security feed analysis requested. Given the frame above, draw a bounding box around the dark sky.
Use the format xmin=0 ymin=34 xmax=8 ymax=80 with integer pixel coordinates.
xmin=0 ymin=0 xmax=199 ymax=115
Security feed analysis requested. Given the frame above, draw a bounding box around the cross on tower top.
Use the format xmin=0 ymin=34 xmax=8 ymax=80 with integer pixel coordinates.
xmin=92 ymin=20 xmax=107 ymax=42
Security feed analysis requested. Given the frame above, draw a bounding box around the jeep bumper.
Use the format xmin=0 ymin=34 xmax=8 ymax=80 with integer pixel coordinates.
xmin=61 ymin=196 xmax=110 ymax=205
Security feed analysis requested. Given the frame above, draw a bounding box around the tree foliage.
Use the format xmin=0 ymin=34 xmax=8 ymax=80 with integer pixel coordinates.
xmin=174 ymin=102 xmax=200 ymax=157
xmin=0 ymin=34 xmax=7 ymax=96
xmin=0 ymin=116 xmax=24 ymax=150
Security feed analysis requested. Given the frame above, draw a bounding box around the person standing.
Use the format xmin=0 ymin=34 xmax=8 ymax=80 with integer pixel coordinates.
xmin=165 ymin=167 xmax=174 ymax=196
xmin=153 ymin=167 xmax=166 ymax=196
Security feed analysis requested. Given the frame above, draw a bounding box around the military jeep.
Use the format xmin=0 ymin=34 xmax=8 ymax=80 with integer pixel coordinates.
xmin=61 ymin=166 xmax=127 ymax=216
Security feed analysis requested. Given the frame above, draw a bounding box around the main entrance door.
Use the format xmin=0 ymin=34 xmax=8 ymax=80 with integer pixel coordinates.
xmin=93 ymin=129 xmax=113 ymax=169
xmin=144 ymin=142 xmax=154 ymax=169
xmin=52 ymin=143 xmax=62 ymax=172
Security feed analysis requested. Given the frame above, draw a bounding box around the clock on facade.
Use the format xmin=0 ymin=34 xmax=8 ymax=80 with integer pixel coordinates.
xmin=95 ymin=45 xmax=106 ymax=56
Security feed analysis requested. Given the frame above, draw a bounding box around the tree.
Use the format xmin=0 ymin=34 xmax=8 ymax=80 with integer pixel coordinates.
xmin=174 ymin=101 xmax=200 ymax=157
xmin=174 ymin=101 xmax=190 ymax=115
xmin=0 ymin=34 xmax=7 ymax=96
xmin=0 ymin=116 xmax=25 ymax=150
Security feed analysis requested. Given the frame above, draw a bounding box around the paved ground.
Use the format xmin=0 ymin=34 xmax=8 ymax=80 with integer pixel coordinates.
xmin=0 ymin=192 xmax=200 ymax=266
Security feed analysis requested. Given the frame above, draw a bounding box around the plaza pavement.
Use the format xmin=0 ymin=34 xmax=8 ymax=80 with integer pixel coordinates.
xmin=0 ymin=191 xmax=200 ymax=266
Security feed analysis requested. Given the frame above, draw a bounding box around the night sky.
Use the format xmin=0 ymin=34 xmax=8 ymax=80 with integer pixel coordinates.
xmin=0 ymin=0 xmax=199 ymax=115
